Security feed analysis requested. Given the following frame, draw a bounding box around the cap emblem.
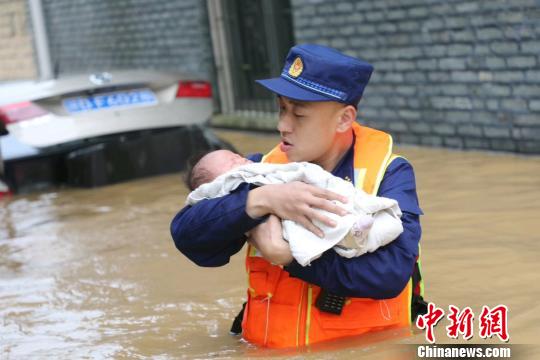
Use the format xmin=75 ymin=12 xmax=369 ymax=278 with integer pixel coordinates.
xmin=288 ymin=57 xmax=303 ymax=78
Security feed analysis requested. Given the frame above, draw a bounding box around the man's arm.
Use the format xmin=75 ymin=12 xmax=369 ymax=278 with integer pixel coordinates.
xmin=171 ymin=180 xmax=347 ymax=266
xmin=247 ymin=214 xmax=293 ymax=265
xmin=171 ymin=183 xmax=267 ymax=267
xmin=283 ymin=157 xmax=423 ymax=299
xmin=170 ymin=153 xmax=347 ymax=267
xmin=171 ymin=151 xmax=347 ymax=266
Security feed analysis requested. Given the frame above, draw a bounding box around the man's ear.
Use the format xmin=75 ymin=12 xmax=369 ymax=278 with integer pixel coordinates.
xmin=336 ymin=105 xmax=357 ymax=133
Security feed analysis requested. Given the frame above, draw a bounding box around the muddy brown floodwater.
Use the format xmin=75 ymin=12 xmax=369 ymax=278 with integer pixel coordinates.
xmin=1 ymin=128 xmax=539 ymax=359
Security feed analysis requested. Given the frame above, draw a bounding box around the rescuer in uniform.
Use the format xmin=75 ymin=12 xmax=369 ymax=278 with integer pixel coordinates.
xmin=170 ymin=44 xmax=425 ymax=348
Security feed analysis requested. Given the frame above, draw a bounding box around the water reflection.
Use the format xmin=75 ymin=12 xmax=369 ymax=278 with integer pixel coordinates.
xmin=1 ymin=129 xmax=539 ymax=358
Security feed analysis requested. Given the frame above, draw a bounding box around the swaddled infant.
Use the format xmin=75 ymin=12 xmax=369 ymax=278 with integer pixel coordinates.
xmin=186 ymin=150 xmax=403 ymax=266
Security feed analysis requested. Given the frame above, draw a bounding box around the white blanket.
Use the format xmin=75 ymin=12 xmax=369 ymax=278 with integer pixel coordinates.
xmin=186 ymin=162 xmax=403 ymax=266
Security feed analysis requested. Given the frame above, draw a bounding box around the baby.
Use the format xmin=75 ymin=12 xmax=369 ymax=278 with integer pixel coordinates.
xmin=185 ymin=150 xmax=403 ymax=266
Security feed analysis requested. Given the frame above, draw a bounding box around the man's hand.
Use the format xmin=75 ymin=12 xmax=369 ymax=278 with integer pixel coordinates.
xmin=248 ymin=214 xmax=292 ymax=266
xmin=246 ymin=182 xmax=348 ymax=237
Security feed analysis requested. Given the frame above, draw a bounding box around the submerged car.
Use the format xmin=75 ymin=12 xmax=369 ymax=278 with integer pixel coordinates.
xmin=0 ymin=70 xmax=229 ymax=193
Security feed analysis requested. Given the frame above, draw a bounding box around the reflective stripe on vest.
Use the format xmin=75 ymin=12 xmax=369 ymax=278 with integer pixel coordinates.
xmin=243 ymin=123 xmax=415 ymax=348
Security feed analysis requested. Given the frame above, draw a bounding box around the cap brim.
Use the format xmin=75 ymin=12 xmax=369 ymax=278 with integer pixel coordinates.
xmin=255 ymin=77 xmax=335 ymax=102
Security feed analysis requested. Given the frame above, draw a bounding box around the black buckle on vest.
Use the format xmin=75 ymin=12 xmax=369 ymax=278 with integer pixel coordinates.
xmin=230 ymin=302 xmax=246 ymax=335
xmin=316 ymin=289 xmax=345 ymax=315
xmin=411 ymin=294 xmax=428 ymax=322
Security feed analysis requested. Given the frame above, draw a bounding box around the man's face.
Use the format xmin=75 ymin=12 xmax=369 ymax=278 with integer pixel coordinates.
xmin=277 ymin=96 xmax=345 ymax=164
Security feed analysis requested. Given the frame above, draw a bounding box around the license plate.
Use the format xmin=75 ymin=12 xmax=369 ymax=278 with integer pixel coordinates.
xmin=63 ymin=88 xmax=157 ymax=114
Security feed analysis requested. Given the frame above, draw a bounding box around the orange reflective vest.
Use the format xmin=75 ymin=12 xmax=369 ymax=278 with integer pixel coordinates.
xmin=242 ymin=122 xmax=421 ymax=348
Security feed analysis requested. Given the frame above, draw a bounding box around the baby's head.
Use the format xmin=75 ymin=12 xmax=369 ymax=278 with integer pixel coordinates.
xmin=186 ymin=150 xmax=252 ymax=190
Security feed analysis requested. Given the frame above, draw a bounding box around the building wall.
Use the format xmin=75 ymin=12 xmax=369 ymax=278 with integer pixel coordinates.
xmin=42 ymin=0 xmax=214 ymax=79
xmin=0 ymin=0 xmax=36 ymax=81
xmin=291 ymin=0 xmax=540 ymax=153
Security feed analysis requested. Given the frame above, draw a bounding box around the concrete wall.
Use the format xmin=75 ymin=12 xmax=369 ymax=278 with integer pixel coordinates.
xmin=291 ymin=0 xmax=540 ymax=153
xmin=41 ymin=0 xmax=214 ymax=79
xmin=0 ymin=0 xmax=36 ymax=80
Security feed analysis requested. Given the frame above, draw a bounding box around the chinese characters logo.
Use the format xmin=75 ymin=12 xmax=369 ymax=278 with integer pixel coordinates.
xmin=416 ymin=303 xmax=509 ymax=343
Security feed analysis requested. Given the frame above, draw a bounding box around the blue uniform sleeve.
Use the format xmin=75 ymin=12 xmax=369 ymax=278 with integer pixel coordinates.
xmin=284 ymin=157 xmax=423 ymax=299
xmin=170 ymin=153 xmax=265 ymax=267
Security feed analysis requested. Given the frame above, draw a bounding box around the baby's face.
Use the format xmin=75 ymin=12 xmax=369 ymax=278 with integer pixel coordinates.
xmin=203 ymin=150 xmax=252 ymax=179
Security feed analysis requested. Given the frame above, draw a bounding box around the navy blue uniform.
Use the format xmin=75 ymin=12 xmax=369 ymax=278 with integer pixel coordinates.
xmin=171 ymin=144 xmax=423 ymax=299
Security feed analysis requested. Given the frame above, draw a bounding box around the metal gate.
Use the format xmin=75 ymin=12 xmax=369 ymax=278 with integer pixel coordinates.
xmin=208 ymin=0 xmax=294 ymax=116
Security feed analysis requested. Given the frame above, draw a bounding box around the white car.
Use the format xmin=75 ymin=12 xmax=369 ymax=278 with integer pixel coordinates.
xmin=0 ymin=70 xmax=227 ymax=192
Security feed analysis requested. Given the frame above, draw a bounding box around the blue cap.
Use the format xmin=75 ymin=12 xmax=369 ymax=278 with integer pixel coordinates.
xmin=256 ymin=44 xmax=374 ymax=106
